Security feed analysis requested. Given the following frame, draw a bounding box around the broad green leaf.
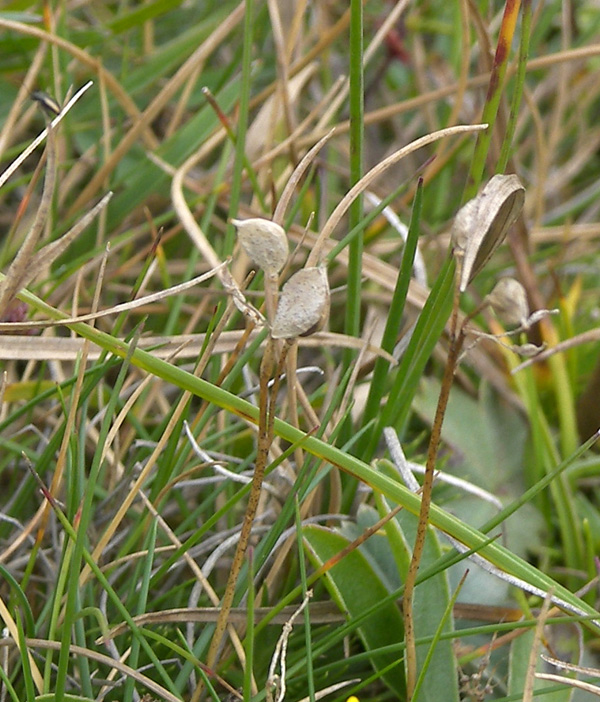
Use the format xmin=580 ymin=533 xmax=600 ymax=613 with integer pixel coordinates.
xmin=346 ymin=503 xmax=459 ymax=702
xmin=303 ymin=524 xmax=405 ymax=697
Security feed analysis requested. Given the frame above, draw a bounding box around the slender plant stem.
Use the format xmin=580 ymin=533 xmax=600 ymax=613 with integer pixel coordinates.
xmin=198 ymin=337 xmax=288 ymax=700
xmin=403 ymin=281 xmax=464 ymax=700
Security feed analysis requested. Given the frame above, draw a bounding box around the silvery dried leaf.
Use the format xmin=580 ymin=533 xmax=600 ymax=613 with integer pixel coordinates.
xmin=231 ymin=217 xmax=288 ymax=275
xmin=271 ymin=267 xmax=330 ymax=339
xmin=451 ymin=174 xmax=525 ymax=292
xmin=487 ymin=277 xmax=529 ymax=327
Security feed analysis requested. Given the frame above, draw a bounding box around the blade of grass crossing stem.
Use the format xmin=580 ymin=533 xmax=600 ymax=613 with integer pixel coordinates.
xmin=363 ymin=256 xmax=456 ymax=460
xmin=53 ymin=344 xmax=137 ymax=702
xmin=497 ymin=0 xmax=532 ymax=173
xmin=123 ymin=519 xmax=158 ymax=702
xmin=326 ymin=181 xmax=408 ymax=265
xmin=44 ymin=503 xmax=76 ymax=693
xmin=17 ymin=612 xmax=36 ymax=702
xmin=345 ymin=0 xmax=364 ymax=348
xmin=362 ymin=178 xmax=423 ymax=428
xmin=464 ymin=0 xmax=521 ymax=200
xmin=0 ymin=565 xmax=35 ymax=636
xmin=39 ymin=448 xmax=183 ymax=700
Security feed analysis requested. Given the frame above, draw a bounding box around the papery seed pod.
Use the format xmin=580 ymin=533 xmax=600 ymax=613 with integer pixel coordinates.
xmin=451 ymin=174 xmax=525 ymax=292
xmin=271 ymin=267 xmax=330 ymax=339
xmin=231 ymin=217 xmax=288 ymax=275
xmin=486 ymin=277 xmax=529 ymax=327
xmin=515 ymin=342 xmax=544 ymax=358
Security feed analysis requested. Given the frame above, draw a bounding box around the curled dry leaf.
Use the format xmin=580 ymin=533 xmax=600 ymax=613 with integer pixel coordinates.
xmin=232 ymin=217 xmax=288 ymax=275
xmin=487 ymin=277 xmax=529 ymax=327
xmin=451 ymin=174 xmax=525 ymax=292
xmin=271 ymin=267 xmax=330 ymax=340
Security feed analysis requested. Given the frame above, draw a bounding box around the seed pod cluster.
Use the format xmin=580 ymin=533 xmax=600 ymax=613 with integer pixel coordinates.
xmin=232 ymin=217 xmax=330 ymax=340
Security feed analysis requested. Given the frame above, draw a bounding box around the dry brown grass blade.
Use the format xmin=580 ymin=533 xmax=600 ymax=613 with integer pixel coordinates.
xmin=306 ymin=123 xmax=488 ymax=267
xmin=0 ymin=596 xmax=43 ymax=692
xmin=272 ymin=129 xmax=335 ymax=226
xmin=27 ymin=191 xmax=113 ymax=278
xmin=537 ymin=654 xmax=600 ymax=695
xmin=0 ymin=126 xmax=56 ymax=317
xmin=0 ymin=42 xmax=48 ymax=160
xmin=0 ymin=81 xmax=92 ymax=192
xmin=99 ymin=601 xmax=343 ymax=642
xmin=0 ymin=17 xmax=152 ymax=144
xmin=523 ymin=591 xmax=554 ymax=702
xmin=68 ymin=1 xmax=246 ymax=215
xmin=248 ymin=7 xmax=352 ymax=110
xmin=0 ymin=330 xmax=396 ymax=364
xmin=245 ymin=62 xmax=318 ymax=165
xmin=171 ymin=126 xmax=266 ymax=329
xmin=297 ymin=42 xmax=600 ymax=150
xmin=0 ymin=258 xmax=222 ymax=330
xmin=1 ymin=638 xmax=183 ymax=702
xmin=266 ymin=0 xmax=298 ymax=162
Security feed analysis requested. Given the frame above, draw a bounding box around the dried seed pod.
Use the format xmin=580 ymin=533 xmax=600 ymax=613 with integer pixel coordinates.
xmin=231 ymin=217 xmax=288 ymax=275
xmin=271 ymin=267 xmax=330 ymax=339
xmin=487 ymin=277 xmax=529 ymax=327
xmin=514 ymin=342 xmax=544 ymax=358
xmin=451 ymin=174 xmax=525 ymax=292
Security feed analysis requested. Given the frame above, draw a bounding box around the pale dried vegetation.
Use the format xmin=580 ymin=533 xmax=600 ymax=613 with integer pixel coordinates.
xmin=1 ymin=2 xmax=600 ymax=701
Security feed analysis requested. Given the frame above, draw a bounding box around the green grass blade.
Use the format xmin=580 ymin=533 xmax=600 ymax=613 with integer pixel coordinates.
xmin=362 ymin=178 xmax=423 ymax=428
xmin=362 ymin=255 xmax=456 ymax=460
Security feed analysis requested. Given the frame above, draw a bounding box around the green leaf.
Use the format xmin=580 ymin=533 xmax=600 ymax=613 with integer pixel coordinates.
xmin=363 ymin=255 xmax=456 ymax=460
xmin=303 ymin=524 xmax=406 ymax=697
xmin=353 ymin=500 xmax=458 ymax=702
